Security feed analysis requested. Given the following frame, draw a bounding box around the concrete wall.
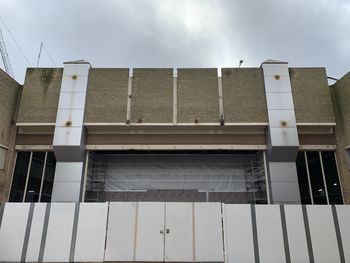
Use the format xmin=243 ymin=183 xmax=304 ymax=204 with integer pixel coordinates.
xmin=17 ymin=68 xmax=63 ymax=123
xmin=222 ymin=68 xmax=268 ymax=123
xmin=330 ymin=71 xmax=350 ymax=203
xmin=16 ymin=67 xmax=338 ymax=125
xmin=177 ymin=69 xmax=219 ymax=123
xmin=131 ymin=69 xmax=173 ymax=123
xmin=290 ymin=68 xmax=335 ymax=123
xmin=85 ymin=69 xmax=129 ymax=123
xmin=0 ymin=69 xmax=22 ymax=202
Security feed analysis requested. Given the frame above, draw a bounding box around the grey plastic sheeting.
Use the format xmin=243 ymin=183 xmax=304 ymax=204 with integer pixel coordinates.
xmin=89 ymin=153 xmax=257 ymax=192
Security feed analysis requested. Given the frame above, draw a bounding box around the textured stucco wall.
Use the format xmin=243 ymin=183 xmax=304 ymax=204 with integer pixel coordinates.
xmin=17 ymin=68 xmax=63 ymax=123
xmin=222 ymin=68 xmax=268 ymax=123
xmin=131 ymin=69 xmax=173 ymax=123
xmin=85 ymin=68 xmax=129 ymax=123
xmin=331 ymin=71 xmax=350 ymax=203
xmin=0 ymin=69 xmax=22 ymax=202
xmin=290 ymin=68 xmax=335 ymax=123
xmin=177 ymin=68 xmax=219 ymax=123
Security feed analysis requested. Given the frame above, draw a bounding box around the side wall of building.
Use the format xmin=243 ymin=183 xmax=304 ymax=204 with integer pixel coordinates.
xmin=331 ymin=71 xmax=350 ymax=203
xmin=0 ymin=69 xmax=22 ymax=202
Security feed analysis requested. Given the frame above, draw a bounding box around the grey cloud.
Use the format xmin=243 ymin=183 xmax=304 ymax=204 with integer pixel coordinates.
xmin=0 ymin=0 xmax=349 ymax=83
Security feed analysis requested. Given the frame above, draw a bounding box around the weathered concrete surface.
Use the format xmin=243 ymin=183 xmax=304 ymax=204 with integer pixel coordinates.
xmin=85 ymin=68 xmax=129 ymax=123
xmin=0 ymin=69 xmax=22 ymax=202
xmin=222 ymin=68 xmax=268 ymax=123
xmin=17 ymin=68 xmax=63 ymax=123
xmin=331 ymin=71 xmax=350 ymax=204
xmin=177 ymin=68 xmax=219 ymax=123
xmin=290 ymin=68 xmax=335 ymax=123
xmin=131 ymin=69 xmax=173 ymax=123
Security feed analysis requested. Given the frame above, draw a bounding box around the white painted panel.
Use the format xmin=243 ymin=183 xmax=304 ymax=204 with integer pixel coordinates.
xmin=51 ymin=181 xmax=81 ymax=202
xmin=74 ymin=203 xmax=108 ymax=262
xmin=268 ymin=109 xmax=296 ymax=128
xmin=224 ymin=204 xmax=254 ymax=263
xmin=307 ymin=206 xmax=340 ymax=263
xmin=0 ymin=203 xmax=30 ymax=262
xmin=105 ymin=202 xmax=136 ymax=261
xmin=135 ymin=202 xmax=165 ymax=262
xmin=26 ymin=203 xmax=47 ymax=262
xmin=43 ymin=203 xmax=75 ymax=262
xmin=336 ymin=206 xmax=350 ymax=263
xmin=63 ymin=63 xmax=90 ymax=76
xmin=55 ymin=109 xmax=84 ymax=127
xmin=269 ymin=162 xmax=298 ymax=182
xmin=255 ymin=205 xmax=285 ymax=263
xmin=53 ymin=127 xmax=83 ymax=146
xmin=58 ymin=92 xmax=87 ymax=110
xmin=266 ymin=93 xmax=294 ymax=110
xmin=264 ymin=75 xmax=292 ymax=93
xmin=164 ymin=202 xmax=193 ymax=262
xmin=269 ymin=127 xmax=299 ymax=146
xmin=335 ymin=205 xmax=350 ymax=262
xmin=60 ymin=75 xmax=89 ymax=92
xmin=284 ymin=205 xmax=309 ymax=263
xmin=194 ymin=202 xmax=224 ymax=262
xmin=262 ymin=63 xmax=289 ymax=76
xmin=54 ymin=162 xmax=84 ymax=182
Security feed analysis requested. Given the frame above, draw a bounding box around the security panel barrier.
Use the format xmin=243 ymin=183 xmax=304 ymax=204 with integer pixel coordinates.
xmin=0 ymin=202 xmax=349 ymax=262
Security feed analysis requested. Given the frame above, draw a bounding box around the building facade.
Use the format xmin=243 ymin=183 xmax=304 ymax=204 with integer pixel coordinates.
xmin=0 ymin=60 xmax=350 ymax=262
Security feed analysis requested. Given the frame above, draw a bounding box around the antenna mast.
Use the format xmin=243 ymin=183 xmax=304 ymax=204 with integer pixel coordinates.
xmin=0 ymin=27 xmax=14 ymax=78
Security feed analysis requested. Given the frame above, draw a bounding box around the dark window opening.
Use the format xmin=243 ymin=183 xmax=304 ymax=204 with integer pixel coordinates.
xmin=25 ymin=152 xmax=46 ymax=202
xmin=9 ymin=151 xmax=56 ymax=203
xmin=9 ymin=152 xmax=31 ymax=202
xmin=307 ymin=151 xmax=327 ymax=204
xmin=296 ymin=152 xmax=312 ymax=204
xmin=296 ymin=150 xmax=343 ymax=205
xmin=321 ymin=151 xmax=343 ymax=204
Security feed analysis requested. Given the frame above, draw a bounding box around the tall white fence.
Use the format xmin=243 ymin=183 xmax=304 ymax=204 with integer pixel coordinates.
xmin=0 ymin=202 xmax=349 ymax=262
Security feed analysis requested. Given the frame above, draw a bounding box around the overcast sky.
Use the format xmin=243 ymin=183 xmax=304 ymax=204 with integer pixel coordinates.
xmin=1 ymin=0 xmax=350 ymax=84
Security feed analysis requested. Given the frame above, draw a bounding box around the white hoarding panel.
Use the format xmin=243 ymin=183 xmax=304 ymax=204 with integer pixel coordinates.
xmin=0 ymin=203 xmax=30 ymax=262
xmin=336 ymin=206 xmax=350 ymax=263
xmin=43 ymin=203 xmax=75 ymax=262
xmin=26 ymin=203 xmax=46 ymax=262
xmin=194 ymin=202 xmax=224 ymax=262
xmin=105 ymin=202 xmax=137 ymax=261
xmin=164 ymin=202 xmax=193 ymax=262
xmin=255 ymin=205 xmax=285 ymax=263
xmin=284 ymin=205 xmax=309 ymax=263
xmin=73 ymin=203 xmax=108 ymax=262
xmin=307 ymin=206 xmax=340 ymax=263
xmin=135 ymin=202 xmax=165 ymax=262
xmin=223 ymin=204 xmax=255 ymax=263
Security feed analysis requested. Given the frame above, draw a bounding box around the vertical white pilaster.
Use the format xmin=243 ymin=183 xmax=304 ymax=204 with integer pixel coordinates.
xmin=261 ymin=60 xmax=300 ymax=204
xmin=52 ymin=60 xmax=91 ymax=202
